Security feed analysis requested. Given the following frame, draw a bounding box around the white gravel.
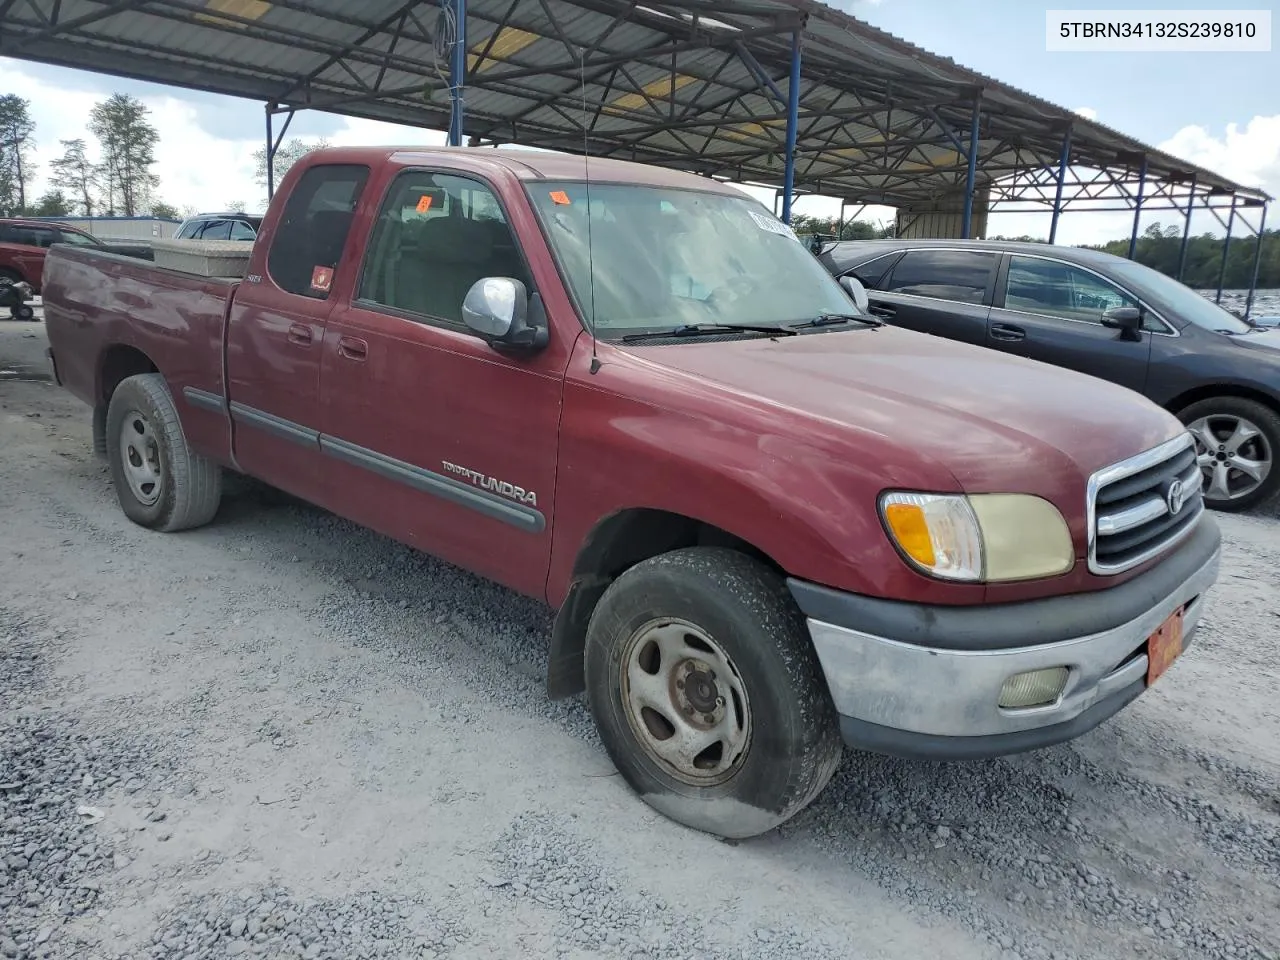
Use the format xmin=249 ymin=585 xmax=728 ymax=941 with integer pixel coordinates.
xmin=1 ymin=316 xmax=1278 ymax=960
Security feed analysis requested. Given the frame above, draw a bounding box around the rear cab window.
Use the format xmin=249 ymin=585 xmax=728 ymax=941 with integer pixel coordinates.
xmin=266 ymin=163 xmax=370 ymax=299
xmin=883 ymin=249 xmax=998 ymax=304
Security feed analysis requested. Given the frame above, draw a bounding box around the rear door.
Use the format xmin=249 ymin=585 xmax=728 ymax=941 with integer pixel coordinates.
xmin=865 ymin=248 xmax=998 ymax=346
xmin=224 ymin=162 xmax=371 ymax=507
xmin=985 ymin=252 xmax=1152 ymax=392
xmin=318 ymin=167 xmax=565 ymax=598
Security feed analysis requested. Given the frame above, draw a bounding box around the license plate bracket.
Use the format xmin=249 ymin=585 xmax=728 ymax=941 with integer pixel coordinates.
xmin=1147 ymin=606 xmax=1185 ymax=685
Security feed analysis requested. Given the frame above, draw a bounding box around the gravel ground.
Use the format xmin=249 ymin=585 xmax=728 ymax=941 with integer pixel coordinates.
xmin=1 ymin=313 xmax=1278 ymax=960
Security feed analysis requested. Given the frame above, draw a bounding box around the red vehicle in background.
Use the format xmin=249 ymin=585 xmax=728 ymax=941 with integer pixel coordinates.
xmin=0 ymin=218 xmax=104 ymax=294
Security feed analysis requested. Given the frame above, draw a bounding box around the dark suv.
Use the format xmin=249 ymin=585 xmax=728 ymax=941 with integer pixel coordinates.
xmin=816 ymin=238 xmax=1280 ymax=512
xmin=174 ymin=212 xmax=262 ymax=241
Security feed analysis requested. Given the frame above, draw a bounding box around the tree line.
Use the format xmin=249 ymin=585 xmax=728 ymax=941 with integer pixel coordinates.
xmin=0 ymin=91 xmax=174 ymax=220
xmin=792 ymin=214 xmax=1280 ymax=290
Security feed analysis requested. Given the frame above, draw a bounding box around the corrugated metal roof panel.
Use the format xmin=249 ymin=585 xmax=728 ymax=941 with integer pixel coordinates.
xmin=0 ymin=0 xmax=1265 ymax=207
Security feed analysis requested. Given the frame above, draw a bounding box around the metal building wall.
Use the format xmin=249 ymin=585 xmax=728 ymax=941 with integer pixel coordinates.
xmin=895 ymin=189 xmax=990 ymax=239
xmin=50 ymin=217 xmax=180 ymax=241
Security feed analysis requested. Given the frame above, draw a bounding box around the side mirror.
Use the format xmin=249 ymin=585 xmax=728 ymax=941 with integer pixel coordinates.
xmin=462 ymin=277 xmax=549 ymax=353
xmin=839 ymin=275 xmax=870 ymax=314
xmin=1101 ymin=305 xmax=1143 ymax=341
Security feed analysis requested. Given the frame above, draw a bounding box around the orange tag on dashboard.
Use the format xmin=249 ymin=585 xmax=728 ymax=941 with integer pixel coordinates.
xmin=310 ymin=266 xmax=333 ymax=292
xmin=416 ymin=195 xmax=434 ymax=213
xmin=549 ymin=190 xmax=570 ymax=205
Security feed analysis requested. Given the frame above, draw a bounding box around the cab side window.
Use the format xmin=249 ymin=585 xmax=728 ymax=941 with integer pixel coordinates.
xmin=228 ymin=219 xmax=257 ymax=241
xmin=356 ymin=171 xmax=533 ymax=326
xmin=1004 ymin=256 xmax=1142 ymax=325
xmin=841 ymin=252 xmax=901 ymax=290
xmin=199 ymin=220 xmax=232 ymax=241
xmin=882 ymin=249 xmax=997 ymax=304
xmin=266 ymin=163 xmax=370 ymax=299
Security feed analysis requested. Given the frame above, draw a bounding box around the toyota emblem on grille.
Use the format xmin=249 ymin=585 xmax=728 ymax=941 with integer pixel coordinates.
xmin=1166 ymin=478 xmax=1186 ymax=516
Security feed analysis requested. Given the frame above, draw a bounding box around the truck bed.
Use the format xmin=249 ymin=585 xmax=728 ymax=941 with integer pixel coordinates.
xmin=42 ymin=245 xmax=237 ymax=457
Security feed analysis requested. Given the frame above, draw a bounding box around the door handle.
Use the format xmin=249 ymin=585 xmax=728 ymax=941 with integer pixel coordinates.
xmin=869 ymin=303 xmax=896 ymax=318
xmin=990 ymin=322 xmax=1026 ymax=342
xmin=337 ymin=336 xmax=368 ymax=361
xmin=287 ymin=322 xmax=313 ymax=346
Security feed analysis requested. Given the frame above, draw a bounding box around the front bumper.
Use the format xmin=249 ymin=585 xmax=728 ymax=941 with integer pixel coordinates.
xmin=789 ymin=516 xmax=1221 ymax=760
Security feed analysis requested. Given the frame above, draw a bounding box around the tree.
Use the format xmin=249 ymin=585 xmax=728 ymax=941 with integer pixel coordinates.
xmin=88 ymin=94 xmax=160 ymax=216
xmin=27 ymin=190 xmax=73 ymax=217
xmin=49 ymin=139 xmax=101 ymax=217
xmin=224 ymin=200 xmax=247 ymax=214
xmin=151 ymin=201 xmax=178 ymax=220
xmin=0 ymin=94 xmax=36 ymax=215
xmin=252 ymin=137 xmax=329 ymax=190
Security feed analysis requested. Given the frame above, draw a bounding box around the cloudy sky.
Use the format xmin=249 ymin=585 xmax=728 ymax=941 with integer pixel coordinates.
xmin=1 ymin=0 xmax=1276 ymax=245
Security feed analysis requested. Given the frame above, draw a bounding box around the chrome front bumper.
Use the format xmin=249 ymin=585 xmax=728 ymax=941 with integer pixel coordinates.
xmin=789 ymin=517 xmax=1221 ymax=760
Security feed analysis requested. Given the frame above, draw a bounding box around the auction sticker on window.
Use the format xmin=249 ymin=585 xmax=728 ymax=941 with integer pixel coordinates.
xmin=749 ymin=210 xmax=800 ymax=241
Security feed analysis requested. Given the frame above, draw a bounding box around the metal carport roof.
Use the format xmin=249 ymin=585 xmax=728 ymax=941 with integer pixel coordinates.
xmin=0 ymin=0 xmax=1269 ymax=218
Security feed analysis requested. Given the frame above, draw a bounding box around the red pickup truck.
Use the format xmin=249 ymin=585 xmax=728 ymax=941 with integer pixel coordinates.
xmin=42 ymin=146 xmax=1221 ymax=839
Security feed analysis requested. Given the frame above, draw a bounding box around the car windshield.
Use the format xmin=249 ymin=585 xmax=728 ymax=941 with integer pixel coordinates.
xmin=527 ymin=181 xmax=854 ymax=336
xmin=1105 ymin=257 xmax=1254 ymax=334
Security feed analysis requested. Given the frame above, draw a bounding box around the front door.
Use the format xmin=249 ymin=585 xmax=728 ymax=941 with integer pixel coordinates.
xmin=224 ymin=162 xmax=371 ymax=506
xmin=986 ymin=253 xmax=1152 ymax=393
xmin=869 ymin=248 xmax=999 ymax=346
xmin=318 ymin=168 xmax=565 ymax=598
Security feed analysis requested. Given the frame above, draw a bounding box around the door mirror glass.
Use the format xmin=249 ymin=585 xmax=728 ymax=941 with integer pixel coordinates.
xmin=839 ymin=274 xmax=869 ymax=313
xmin=462 ymin=276 xmax=549 ymax=352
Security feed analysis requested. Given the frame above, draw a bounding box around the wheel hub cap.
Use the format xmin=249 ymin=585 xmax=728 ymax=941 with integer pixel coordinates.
xmin=119 ymin=409 xmax=164 ymax=507
xmin=1188 ymin=413 xmax=1272 ymax=502
xmin=620 ymin=618 xmax=752 ymax=786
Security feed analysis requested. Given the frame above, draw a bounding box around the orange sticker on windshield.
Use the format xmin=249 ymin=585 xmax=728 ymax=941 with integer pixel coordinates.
xmin=549 ymin=190 xmax=571 ymax=205
xmin=310 ymin=265 xmax=333 ymax=293
xmin=416 ymin=195 xmax=434 ymax=213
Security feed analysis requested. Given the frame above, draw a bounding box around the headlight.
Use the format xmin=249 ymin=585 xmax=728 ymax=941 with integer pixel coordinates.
xmin=880 ymin=492 xmax=1074 ymax=583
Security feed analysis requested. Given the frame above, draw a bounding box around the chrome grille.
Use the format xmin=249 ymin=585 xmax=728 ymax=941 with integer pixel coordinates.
xmin=1088 ymin=432 xmax=1204 ymax=575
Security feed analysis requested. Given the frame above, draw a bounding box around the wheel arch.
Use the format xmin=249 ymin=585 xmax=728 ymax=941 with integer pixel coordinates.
xmin=93 ymin=344 xmax=161 ymax=458
xmin=545 ymin=507 xmax=784 ymax=700
xmin=1164 ymin=382 xmax=1280 ymax=419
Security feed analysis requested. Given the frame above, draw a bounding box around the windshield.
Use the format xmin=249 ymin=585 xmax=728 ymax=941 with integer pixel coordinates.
xmin=1105 ymin=257 xmax=1254 ymax=334
xmin=527 ymin=181 xmax=854 ymax=335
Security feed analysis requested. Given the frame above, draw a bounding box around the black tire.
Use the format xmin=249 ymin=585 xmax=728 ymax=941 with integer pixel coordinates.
xmin=105 ymin=373 xmax=223 ymax=531
xmin=13 ymin=303 xmax=34 ymax=322
xmin=1177 ymin=396 xmax=1280 ymax=513
xmin=584 ymin=546 xmax=842 ymax=839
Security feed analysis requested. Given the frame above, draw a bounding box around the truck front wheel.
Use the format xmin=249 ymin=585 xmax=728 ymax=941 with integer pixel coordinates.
xmin=584 ymin=546 xmax=843 ymax=839
xmin=105 ymin=373 xmax=223 ymax=532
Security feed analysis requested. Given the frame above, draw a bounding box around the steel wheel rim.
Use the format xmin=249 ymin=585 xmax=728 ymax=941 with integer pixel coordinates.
xmin=1188 ymin=414 xmax=1272 ymax=502
xmin=619 ymin=617 xmax=752 ymax=787
xmin=118 ymin=409 xmax=164 ymax=507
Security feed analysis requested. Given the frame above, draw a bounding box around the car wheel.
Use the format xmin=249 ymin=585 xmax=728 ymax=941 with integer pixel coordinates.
xmin=13 ymin=303 xmax=34 ymax=321
xmin=1178 ymin=396 xmax=1280 ymax=512
xmin=584 ymin=546 xmax=843 ymax=839
xmin=106 ymin=373 xmax=223 ymax=531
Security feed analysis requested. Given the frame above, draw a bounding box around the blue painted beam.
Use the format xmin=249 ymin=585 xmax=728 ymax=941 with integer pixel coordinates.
xmin=448 ymin=0 xmax=467 ymax=146
xmin=1245 ymin=202 xmax=1268 ymax=321
xmin=1215 ymin=198 xmax=1237 ymax=304
xmin=1127 ymin=155 xmax=1147 ymax=259
xmin=960 ymin=98 xmax=980 ymax=239
xmin=781 ymin=29 xmax=801 ymax=224
xmin=1176 ymin=173 xmax=1198 ymax=281
xmin=1047 ymin=126 xmax=1071 ymax=244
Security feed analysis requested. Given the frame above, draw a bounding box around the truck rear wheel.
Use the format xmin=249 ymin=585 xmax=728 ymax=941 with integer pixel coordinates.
xmin=105 ymin=373 xmax=223 ymax=532
xmin=584 ymin=546 xmax=842 ymax=839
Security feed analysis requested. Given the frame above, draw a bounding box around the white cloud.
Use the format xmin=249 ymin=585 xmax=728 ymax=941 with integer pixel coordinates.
xmin=1072 ymin=106 xmax=1098 ymax=121
xmin=1157 ymin=114 xmax=1280 ymax=196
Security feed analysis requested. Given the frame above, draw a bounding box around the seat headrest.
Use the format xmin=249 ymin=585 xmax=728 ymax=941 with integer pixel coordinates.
xmin=411 ymin=216 xmax=493 ymax=264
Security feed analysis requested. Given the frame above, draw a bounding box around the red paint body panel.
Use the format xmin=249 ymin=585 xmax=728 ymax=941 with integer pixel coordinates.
xmin=42 ymin=146 xmax=1194 ymax=615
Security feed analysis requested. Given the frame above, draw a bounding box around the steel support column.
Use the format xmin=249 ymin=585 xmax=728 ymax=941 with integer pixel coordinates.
xmin=780 ymin=28 xmax=801 ymax=224
xmin=1048 ymin=126 xmax=1072 ymax=244
xmin=448 ymin=0 xmax=467 ymax=146
xmin=961 ymin=98 xmax=981 ymax=239
xmin=1127 ymin=155 xmax=1148 ymax=259
xmin=1176 ymin=174 xmax=1198 ymax=281
xmin=1245 ymin=202 xmax=1268 ymax=321
xmin=265 ymin=103 xmax=294 ymax=201
xmin=1215 ymin=198 xmax=1237 ymax=305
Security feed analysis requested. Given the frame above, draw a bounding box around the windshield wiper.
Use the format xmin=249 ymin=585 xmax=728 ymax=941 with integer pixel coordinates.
xmin=620 ymin=322 xmax=797 ymax=343
xmin=787 ymin=311 xmax=883 ymax=330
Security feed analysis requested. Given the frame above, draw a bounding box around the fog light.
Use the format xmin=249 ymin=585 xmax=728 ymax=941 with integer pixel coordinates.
xmin=999 ymin=667 xmax=1069 ymax=709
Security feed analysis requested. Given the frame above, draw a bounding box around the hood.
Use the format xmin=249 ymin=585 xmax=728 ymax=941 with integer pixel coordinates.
xmin=624 ymin=325 xmax=1184 ymax=496
xmin=1229 ymin=327 xmax=1280 ymax=354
